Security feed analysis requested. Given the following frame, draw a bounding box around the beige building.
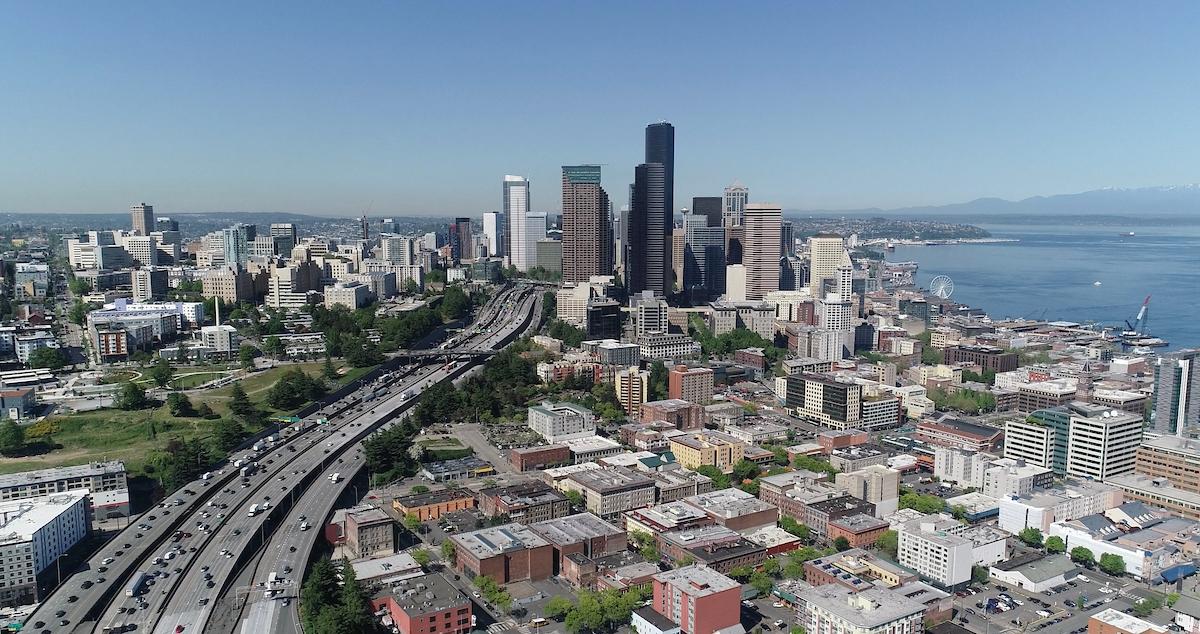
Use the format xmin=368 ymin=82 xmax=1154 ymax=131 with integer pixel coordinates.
xmin=615 ymin=366 xmax=650 ymax=418
xmin=669 ymin=430 xmax=745 ymax=473
xmin=743 ymin=203 xmax=782 ymax=300
xmin=807 ymin=234 xmax=844 ymax=297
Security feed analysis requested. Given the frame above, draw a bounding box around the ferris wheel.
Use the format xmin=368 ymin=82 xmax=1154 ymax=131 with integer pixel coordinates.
xmin=929 ymin=275 xmax=955 ymax=299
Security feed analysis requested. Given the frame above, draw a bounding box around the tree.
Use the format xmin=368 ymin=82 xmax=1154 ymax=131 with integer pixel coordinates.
xmin=729 ymin=565 xmax=754 ymax=582
xmin=28 ymin=346 xmax=67 ymax=370
xmin=972 ymin=565 xmax=990 ymax=585
xmin=262 ymin=335 xmax=285 ymax=358
xmin=266 ymin=369 xmax=327 ymax=410
xmin=212 ymin=418 xmax=246 ymax=453
xmin=649 ymin=361 xmax=668 ymax=401
xmin=440 ymin=540 xmax=456 ymax=563
xmin=1098 ymin=553 xmax=1126 ymax=576
xmin=762 ymin=557 xmax=781 ymax=578
xmin=833 ymin=536 xmax=852 ymax=552
xmin=148 ymin=358 xmax=175 ymax=387
xmin=238 ymin=344 xmax=258 ymax=370
xmin=68 ymin=300 xmax=91 ymax=325
xmin=875 ymin=530 xmax=899 ymax=559
xmin=899 ymin=490 xmax=947 ymax=514
xmin=322 ymin=357 xmax=339 ymax=381
xmin=337 ymin=559 xmax=374 ymax=632
xmin=68 ymin=277 xmax=92 ymax=296
xmin=545 ymin=596 xmax=574 ymax=621
xmin=0 ymin=419 xmax=25 ymax=455
xmin=411 ymin=548 xmax=431 ymax=568
xmin=695 ymin=465 xmax=731 ymax=490
xmin=732 ymin=459 xmax=761 ymax=484
xmin=167 ymin=392 xmax=195 ymax=417
xmin=1018 ymin=527 xmax=1044 ymax=548
xmin=114 ymin=382 xmax=150 ymax=410
xmin=1045 ymin=535 xmax=1066 ymax=554
xmin=411 ymin=485 xmax=430 ymax=494
xmin=750 ymin=571 xmax=774 ymax=596
xmin=300 ymin=559 xmax=339 ymax=632
xmin=780 ymin=516 xmax=812 ymax=542
xmin=1070 ymin=546 xmax=1095 ymax=568
xmin=564 ymin=489 xmax=584 ymax=508
xmin=229 ymin=383 xmax=256 ymax=419
xmin=1132 ymin=597 xmax=1160 ymax=618
xmin=403 ymin=513 xmax=423 ymax=534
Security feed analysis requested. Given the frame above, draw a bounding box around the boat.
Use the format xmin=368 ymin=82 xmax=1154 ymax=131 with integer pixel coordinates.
xmin=1129 ymin=337 xmax=1168 ymax=347
xmin=1093 ymin=281 xmax=1102 ymax=286
xmin=1122 ymin=232 xmax=1136 ymax=237
xmin=885 ymin=242 xmax=895 ymax=251
xmin=1132 ymin=346 xmax=1154 ymax=355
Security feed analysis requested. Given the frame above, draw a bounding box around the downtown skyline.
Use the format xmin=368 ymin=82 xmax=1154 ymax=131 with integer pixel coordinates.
xmin=5 ymin=3 xmax=1200 ymax=216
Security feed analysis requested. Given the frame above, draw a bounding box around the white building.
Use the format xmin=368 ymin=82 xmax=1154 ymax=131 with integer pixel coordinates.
xmin=638 ymin=333 xmax=701 ymax=361
xmin=14 ymin=332 xmax=58 ymax=365
xmin=200 ymin=325 xmax=239 ymax=355
xmin=897 ymin=515 xmax=973 ymax=587
xmin=482 ymin=211 xmax=504 ymax=258
xmin=504 ymin=175 xmax=532 ymax=269
xmin=997 ymin=480 xmax=1122 ymax=534
xmin=800 ymin=584 xmax=925 ymax=634
xmin=0 ymin=461 xmax=130 ymax=518
xmin=981 ymin=459 xmax=1053 ymax=498
xmin=323 ymin=281 xmax=370 ymax=310
xmin=0 ymin=490 xmax=91 ymax=606
xmin=933 ymin=446 xmax=994 ymax=489
xmin=527 ymin=401 xmax=597 ymax=444
xmin=1066 ymin=409 xmax=1142 ymax=480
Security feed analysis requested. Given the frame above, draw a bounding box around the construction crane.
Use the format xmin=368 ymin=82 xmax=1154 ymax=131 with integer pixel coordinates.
xmin=1122 ymin=295 xmax=1151 ymax=337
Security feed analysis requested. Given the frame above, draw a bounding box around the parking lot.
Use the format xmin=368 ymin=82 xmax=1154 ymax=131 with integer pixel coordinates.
xmin=956 ymin=570 xmax=1178 ymax=634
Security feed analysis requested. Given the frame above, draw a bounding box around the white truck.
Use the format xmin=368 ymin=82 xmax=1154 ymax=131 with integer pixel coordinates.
xmin=248 ymin=503 xmax=260 ymax=517
xmin=329 ymin=472 xmax=342 ymax=483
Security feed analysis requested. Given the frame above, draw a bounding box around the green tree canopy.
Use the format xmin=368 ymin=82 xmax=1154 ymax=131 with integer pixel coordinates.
xmin=0 ymin=420 xmax=26 ymax=455
xmin=1018 ymin=527 xmax=1044 ymax=548
xmin=1045 ymin=535 xmax=1066 ymax=554
xmin=114 ymin=382 xmax=151 ymax=410
xmin=28 ymin=346 xmax=68 ymax=370
xmin=1070 ymin=546 xmax=1095 ymax=567
xmin=1098 ymin=553 xmax=1126 ymax=576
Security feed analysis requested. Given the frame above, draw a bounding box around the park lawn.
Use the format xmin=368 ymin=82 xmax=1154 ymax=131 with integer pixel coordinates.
xmin=170 ymin=372 xmax=229 ymax=390
xmin=0 ymin=406 xmax=215 ymax=476
xmin=100 ymin=370 xmax=140 ymax=384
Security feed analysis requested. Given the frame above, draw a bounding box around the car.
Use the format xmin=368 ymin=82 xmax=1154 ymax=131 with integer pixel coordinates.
xmin=97 ymin=577 xmax=106 ymax=583
xmin=966 ymin=609 xmax=976 ymax=615
xmin=199 ymin=598 xmax=209 ymax=606
xmin=102 ymin=557 xmax=114 ymax=565
xmin=67 ymin=595 xmax=78 ymax=603
xmin=60 ymin=621 xmax=70 ymax=627
xmin=774 ymin=620 xmax=786 ymax=629
xmin=98 ymin=566 xmax=108 ymax=573
xmin=148 ymin=515 xmax=157 ymax=520
xmin=742 ymin=600 xmax=755 ymax=608
xmin=82 ymin=581 xmax=93 ymax=589
xmin=772 ymin=601 xmax=785 ymax=608
xmin=123 ymin=543 xmax=132 ymax=549
xmin=55 ymin=611 xmax=66 ymax=618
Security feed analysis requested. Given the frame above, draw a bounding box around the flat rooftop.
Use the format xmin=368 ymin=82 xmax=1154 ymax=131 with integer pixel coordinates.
xmin=529 ymin=512 xmax=623 ymax=546
xmin=683 ymin=488 xmax=776 ymax=519
xmin=422 ymin=456 xmax=492 ymax=476
xmin=351 ymin=552 xmax=423 ymax=582
xmin=0 ymin=461 xmax=126 ymax=488
xmin=1089 ymin=608 xmax=1167 ymax=634
xmin=830 ymin=513 xmax=889 ymax=533
xmin=653 ymin=565 xmax=740 ymax=597
xmin=991 ymin=552 xmax=1078 ymax=583
xmin=563 ymin=435 xmax=622 ymax=454
xmin=451 ymin=522 xmax=550 ymax=559
xmin=395 ymin=488 xmax=475 ymax=508
xmin=480 ymin=481 xmax=564 ymax=507
xmin=804 ymin=584 xmax=926 ymax=628
xmin=380 ymin=572 xmax=470 ymax=616
xmin=642 ymin=399 xmax=700 ymax=413
xmin=830 ymin=443 xmax=887 ymax=459
xmin=0 ymin=490 xmax=89 ymax=543
xmin=566 ymin=466 xmax=654 ymax=493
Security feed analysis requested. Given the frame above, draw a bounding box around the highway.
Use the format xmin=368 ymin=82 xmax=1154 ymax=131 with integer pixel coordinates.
xmin=22 ymin=284 xmax=538 ymax=634
xmin=232 ymin=288 xmax=542 ymax=634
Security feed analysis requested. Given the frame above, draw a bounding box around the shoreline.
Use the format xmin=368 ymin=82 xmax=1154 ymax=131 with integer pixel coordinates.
xmin=866 ymin=238 xmax=1020 ymax=247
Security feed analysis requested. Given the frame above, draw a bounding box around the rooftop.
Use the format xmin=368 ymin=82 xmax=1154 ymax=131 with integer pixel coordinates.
xmin=683 ymin=488 xmax=776 ymax=519
xmin=562 ymin=435 xmax=622 ymax=454
xmin=395 ymin=488 xmax=475 ymax=509
xmin=450 ymin=522 xmax=550 ymax=559
xmin=830 ymin=443 xmax=887 ymax=459
xmin=1089 ymin=608 xmax=1167 ymax=634
xmin=642 ymin=399 xmax=701 ymax=413
xmin=830 ymin=513 xmax=889 ymax=533
xmin=351 ymin=552 xmax=423 ymax=582
xmin=804 ymin=584 xmax=926 ymax=628
xmin=381 ymin=572 xmax=470 ymax=616
xmin=743 ymin=525 xmax=803 ymax=549
xmin=422 ymin=456 xmax=493 ymax=476
xmin=0 ymin=490 xmax=89 ymax=544
xmin=0 ymin=461 xmax=126 ymax=488
xmin=918 ymin=418 xmax=1002 ymax=440
xmin=529 ymin=513 xmax=623 ymax=546
xmin=634 ymin=606 xmax=680 ymax=631
xmin=991 ymin=552 xmax=1079 ymax=583
xmin=479 ymin=481 xmax=565 ymax=507
xmin=566 ymin=466 xmax=654 ymax=493
xmin=653 ymin=565 xmax=740 ymax=597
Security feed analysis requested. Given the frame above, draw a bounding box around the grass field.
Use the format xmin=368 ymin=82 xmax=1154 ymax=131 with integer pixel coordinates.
xmin=169 ymin=372 xmax=229 ymax=390
xmin=0 ymin=361 xmax=378 ymax=477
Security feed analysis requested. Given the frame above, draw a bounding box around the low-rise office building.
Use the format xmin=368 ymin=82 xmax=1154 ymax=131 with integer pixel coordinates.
xmin=0 ymin=461 xmax=130 ymax=518
xmin=797 ymin=584 xmax=925 ymax=634
xmin=1135 ymin=436 xmax=1200 ymax=494
xmin=529 ymin=512 xmax=627 ymax=573
xmin=561 ymin=467 xmax=656 ymax=521
xmin=450 ymin=523 xmax=554 ymax=584
xmin=669 ymin=431 xmax=745 ymax=473
xmin=345 ymin=506 xmax=395 ymax=559
xmin=478 ymin=481 xmax=571 ymax=524
xmin=681 ymin=488 xmax=779 ymax=533
xmin=527 ymin=401 xmax=597 ymax=443
xmin=509 ymin=444 xmax=571 ymax=471
xmin=650 ymin=566 xmax=741 ymax=634
xmin=392 ymin=489 xmax=475 ymax=522
xmin=639 ymin=399 xmax=705 ymax=431
xmin=371 ymin=573 xmax=472 ymax=634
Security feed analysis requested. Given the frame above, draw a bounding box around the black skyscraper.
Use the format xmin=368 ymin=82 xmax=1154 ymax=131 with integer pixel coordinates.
xmin=627 ymin=163 xmax=667 ymax=295
xmin=642 ymin=122 xmax=674 ymax=295
xmin=692 ymin=197 xmax=722 ymax=228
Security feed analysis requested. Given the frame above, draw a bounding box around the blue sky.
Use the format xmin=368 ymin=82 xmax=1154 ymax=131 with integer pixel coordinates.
xmin=2 ymin=2 xmax=1199 ymax=217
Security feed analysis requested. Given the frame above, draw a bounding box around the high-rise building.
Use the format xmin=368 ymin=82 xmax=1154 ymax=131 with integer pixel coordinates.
xmin=615 ymin=366 xmax=650 ymax=418
xmin=692 ymin=196 xmax=723 ymax=228
xmin=524 ymin=212 xmax=548 ymax=270
xmin=155 ymin=217 xmax=179 ymax=232
xmin=683 ymin=213 xmax=726 ymax=303
xmin=269 ymin=223 xmax=297 ymax=255
xmin=482 ymin=211 xmax=504 ymax=257
xmin=448 ymin=217 xmax=472 ymax=262
xmin=645 ymin=121 xmax=675 ymax=222
xmin=131 ymin=202 xmax=155 ymax=236
xmin=222 ymin=224 xmax=252 ymax=267
xmin=722 ymin=181 xmax=748 ymax=227
xmin=1151 ymin=349 xmax=1200 ymax=435
xmin=808 ymin=233 xmax=845 ymax=297
xmin=627 ymin=163 xmax=668 ymax=295
xmin=672 ymin=227 xmax=685 ymax=291
xmin=1066 ymin=407 xmax=1143 ymax=480
xmin=781 ymin=220 xmax=795 ymax=256
xmin=561 ymin=165 xmax=611 ymax=283
xmin=742 ymin=203 xmax=782 ymax=300
xmin=503 ymin=175 xmax=531 ymax=269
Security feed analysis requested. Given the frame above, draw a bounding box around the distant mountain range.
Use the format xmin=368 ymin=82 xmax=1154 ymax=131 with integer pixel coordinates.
xmin=789 ymin=185 xmax=1200 ymax=220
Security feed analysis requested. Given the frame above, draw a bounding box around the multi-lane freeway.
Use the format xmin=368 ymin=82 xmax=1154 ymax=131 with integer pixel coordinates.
xmin=23 ymin=284 xmax=540 ymax=634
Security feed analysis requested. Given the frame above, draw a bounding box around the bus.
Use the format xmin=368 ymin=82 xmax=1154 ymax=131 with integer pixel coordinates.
xmin=126 ymin=571 xmax=148 ymax=597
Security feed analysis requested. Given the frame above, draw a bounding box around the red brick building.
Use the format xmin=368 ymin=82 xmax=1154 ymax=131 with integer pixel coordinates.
xmin=827 ymin=513 xmax=890 ymax=548
xmin=449 ymin=523 xmax=554 ymax=584
xmin=734 ymin=347 xmax=767 ymax=370
xmin=668 ymin=365 xmax=714 ymax=404
xmin=640 ymin=399 xmax=705 ymax=431
xmin=371 ymin=574 xmax=472 ymax=634
xmin=509 ymin=444 xmax=570 ymax=471
xmin=651 ymin=566 xmax=742 ymax=634
xmin=817 ymin=429 xmax=869 ymax=453
xmin=529 ymin=513 xmax=627 ymax=574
